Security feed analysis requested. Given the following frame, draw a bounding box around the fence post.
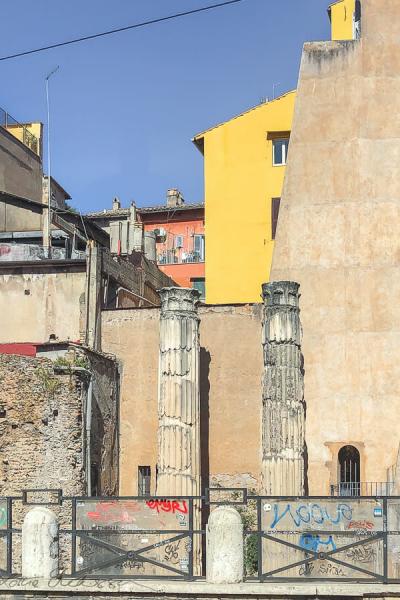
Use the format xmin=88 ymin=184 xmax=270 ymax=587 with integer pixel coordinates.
xmin=22 ymin=507 xmax=59 ymax=578
xmin=206 ymin=506 xmax=243 ymax=583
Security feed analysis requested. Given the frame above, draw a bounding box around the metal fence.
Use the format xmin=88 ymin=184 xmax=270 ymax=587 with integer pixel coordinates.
xmin=330 ymin=482 xmax=395 ymax=497
xmin=0 ymin=108 xmax=39 ymax=155
xmin=3 ymin=489 xmax=400 ymax=582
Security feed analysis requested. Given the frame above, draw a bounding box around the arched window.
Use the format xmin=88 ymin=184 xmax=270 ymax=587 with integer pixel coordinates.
xmin=338 ymin=445 xmax=360 ymax=496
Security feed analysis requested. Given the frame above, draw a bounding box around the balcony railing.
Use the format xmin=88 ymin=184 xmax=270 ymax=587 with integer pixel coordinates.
xmin=157 ymin=251 xmax=204 ymax=265
xmin=330 ymin=481 xmax=395 ymax=497
xmin=0 ymin=107 xmax=39 ymax=155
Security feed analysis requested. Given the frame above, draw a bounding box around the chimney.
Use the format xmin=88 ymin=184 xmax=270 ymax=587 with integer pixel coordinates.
xmin=129 ymin=201 xmax=137 ymax=223
xmin=112 ymin=196 xmax=121 ymax=211
xmin=166 ymin=188 xmax=184 ymax=208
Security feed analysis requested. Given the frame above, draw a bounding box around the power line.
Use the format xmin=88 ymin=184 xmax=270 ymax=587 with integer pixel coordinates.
xmin=0 ymin=0 xmax=248 ymax=62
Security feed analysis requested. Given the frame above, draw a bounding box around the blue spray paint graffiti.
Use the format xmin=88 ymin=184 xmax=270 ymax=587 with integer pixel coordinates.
xmin=270 ymin=503 xmax=353 ymax=529
xmin=299 ymin=533 xmax=336 ymax=553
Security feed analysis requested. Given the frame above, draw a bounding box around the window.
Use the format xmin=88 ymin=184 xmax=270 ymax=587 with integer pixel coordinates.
xmin=138 ymin=466 xmax=151 ymax=496
xmin=192 ymin=278 xmax=205 ymax=300
xmin=272 ymin=138 xmax=289 ymax=166
xmin=175 ymin=235 xmax=184 ymax=249
xmin=271 ymin=198 xmax=281 ymax=240
xmin=193 ymin=234 xmax=205 ymax=262
xmin=338 ymin=445 xmax=360 ymax=496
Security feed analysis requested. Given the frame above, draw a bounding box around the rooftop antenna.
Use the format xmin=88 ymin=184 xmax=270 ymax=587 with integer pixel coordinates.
xmin=44 ymin=65 xmax=59 ymax=258
xmin=272 ymin=82 xmax=281 ymax=100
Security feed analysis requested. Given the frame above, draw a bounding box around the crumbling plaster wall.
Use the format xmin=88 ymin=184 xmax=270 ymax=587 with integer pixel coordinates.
xmin=101 ymin=304 xmax=263 ymax=495
xmin=270 ymin=0 xmax=400 ymax=493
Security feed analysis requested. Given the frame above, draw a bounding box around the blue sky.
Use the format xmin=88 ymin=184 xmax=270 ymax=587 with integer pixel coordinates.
xmin=0 ymin=0 xmax=330 ymax=212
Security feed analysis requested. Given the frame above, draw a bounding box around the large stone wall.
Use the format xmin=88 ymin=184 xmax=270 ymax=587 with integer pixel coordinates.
xmin=0 ymin=354 xmax=85 ymax=495
xmin=271 ymin=0 xmax=400 ymax=492
xmin=101 ymin=304 xmax=264 ymax=495
xmin=0 ymin=352 xmax=119 ymax=496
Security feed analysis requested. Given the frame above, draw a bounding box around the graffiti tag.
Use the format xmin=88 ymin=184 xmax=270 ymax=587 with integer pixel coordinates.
xmin=87 ymin=500 xmax=140 ymax=524
xmin=348 ymin=520 xmax=374 ymax=530
xmin=145 ymin=500 xmax=188 ymax=514
xmin=299 ymin=533 xmax=336 ymax=552
xmin=270 ymin=503 xmax=352 ymax=528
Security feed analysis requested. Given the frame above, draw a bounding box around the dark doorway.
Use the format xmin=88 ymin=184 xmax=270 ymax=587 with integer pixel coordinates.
xmin=338 ymin=445 xmax=360 ymax=496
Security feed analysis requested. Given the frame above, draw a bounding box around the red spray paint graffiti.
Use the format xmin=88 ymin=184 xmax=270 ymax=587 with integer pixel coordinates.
xmin=87 ymin=500 xmax=140 ymax=524
xmin=145 ymin=500 xmax=188 ymax=514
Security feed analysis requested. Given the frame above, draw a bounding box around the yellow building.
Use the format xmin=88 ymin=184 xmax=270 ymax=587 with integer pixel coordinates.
xmin=193 ymin=1 xmax=358 ymax=305
xmin=193 ymin=92 xmax=295 ymax=304
xmin=328 ymin=0 xmax=357 ymax=41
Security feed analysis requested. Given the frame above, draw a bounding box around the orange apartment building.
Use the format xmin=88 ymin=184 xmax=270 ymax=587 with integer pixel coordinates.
xmin=88 ymin=189 xmax=205 ymax=298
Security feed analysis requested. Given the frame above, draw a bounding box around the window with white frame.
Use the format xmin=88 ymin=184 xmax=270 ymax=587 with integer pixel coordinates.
xmin=193 ymin=234 xmax=205 ymax=262
xmin=175 ymin=234 xmax=184 ymax=249
xmin=272 ymin=138 xmax=289 ymax=166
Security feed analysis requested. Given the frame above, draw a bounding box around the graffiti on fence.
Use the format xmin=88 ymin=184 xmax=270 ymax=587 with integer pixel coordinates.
xmin=348 ymin=520 xmax=374 ymax=530
xmin=345 ymin=543 xmax=377 ymax=563
xmin=87 ymin=500 xmax=140 ymax=524
xmin=145 ymin=500 xmax=188 ymax=515
xmin=269 ymin=502 xmax=353 ymax=529
xmin=299 ymin=533 xmax=336 ymax=552
xmin=298 ymin=561 xmax=347 ymax=577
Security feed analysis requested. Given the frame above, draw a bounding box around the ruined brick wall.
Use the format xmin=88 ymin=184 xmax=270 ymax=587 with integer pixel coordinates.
xmin=0 ymin=354 xmax=86 ymax=496
xmin=85 ymin=350 xmax=119 ymax=496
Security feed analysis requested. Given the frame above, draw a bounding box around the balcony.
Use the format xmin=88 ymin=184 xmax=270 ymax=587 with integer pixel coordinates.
xmin=330 ymin=481 xmax=395 ymax=497
xmin=0 ymin=107 xmax=39 ymax=155
xmin=157 ymin=251 xmax=204 ymax=265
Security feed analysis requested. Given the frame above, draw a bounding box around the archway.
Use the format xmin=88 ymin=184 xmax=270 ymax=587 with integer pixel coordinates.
xmin=338 ymin=445 xmax=360 ymax=496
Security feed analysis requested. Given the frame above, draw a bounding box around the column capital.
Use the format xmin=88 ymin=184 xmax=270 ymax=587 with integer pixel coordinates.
xmin=261 ymin=281 xmax=300 ymax=309
xmin=159 ymin=287 xmax=200 ymax=318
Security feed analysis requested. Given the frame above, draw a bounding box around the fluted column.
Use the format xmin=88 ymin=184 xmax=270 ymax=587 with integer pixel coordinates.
xmin=261 ymin=281 xmax=305 ymax=496
xmin=156 ymin=287 xmax=201 ymax=497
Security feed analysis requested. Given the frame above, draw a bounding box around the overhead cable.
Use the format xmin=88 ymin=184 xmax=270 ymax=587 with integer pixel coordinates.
xmin=0 ymin=0 xmax=248 ymax=62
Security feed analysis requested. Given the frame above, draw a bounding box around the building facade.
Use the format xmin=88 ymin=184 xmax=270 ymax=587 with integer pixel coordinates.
xmin=88 ymin=190 xmax=205 ymax=298
xmin=192 ymin=1 xmax=359 ymax=305
xmin=271 ymin=0 xmax=399 ymax=495
xmin=193 ymin=92 xmax=295 ymax=305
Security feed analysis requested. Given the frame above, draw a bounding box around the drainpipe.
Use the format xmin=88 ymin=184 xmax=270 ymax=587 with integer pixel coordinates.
xmin=86 ymin=376 xmax=93 ymax=496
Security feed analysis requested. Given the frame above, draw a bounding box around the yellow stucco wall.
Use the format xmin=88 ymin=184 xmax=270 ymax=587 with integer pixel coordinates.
xmin=329 ymin=0 xmax=356 ymax=40
xmin=196 ymin=92 xmax=295 ymax=304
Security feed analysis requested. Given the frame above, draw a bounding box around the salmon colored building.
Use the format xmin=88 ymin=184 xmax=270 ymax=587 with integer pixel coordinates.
xmin=87 ymin=190 xmax=205 ymax=298
xmin=140 ymin=191 xmax=204 ymax=293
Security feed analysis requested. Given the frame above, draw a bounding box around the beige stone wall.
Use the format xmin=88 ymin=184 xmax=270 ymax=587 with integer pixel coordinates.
xmin=271 ymin=0 xmax=400 ymax=494
xmin=101 ymin=304 xmax=264 ymax=495
xmin=0 ymin=266 xmax=86 ymax=343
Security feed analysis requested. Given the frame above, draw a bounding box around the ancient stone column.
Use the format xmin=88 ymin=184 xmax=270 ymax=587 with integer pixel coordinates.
xmin=156 ymin=287 xmax=201 ymax=497
xmin=261 ymin=281 xmax=305 ymax=496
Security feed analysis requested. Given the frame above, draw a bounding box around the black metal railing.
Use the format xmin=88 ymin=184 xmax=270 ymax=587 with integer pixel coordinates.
xmin=3 ymin=489 xmax=400 ymax=582
xmin=330 ymin=482 xmax=395 ymax=497
xmin=0 ymin=107 xmax=39 ymax=155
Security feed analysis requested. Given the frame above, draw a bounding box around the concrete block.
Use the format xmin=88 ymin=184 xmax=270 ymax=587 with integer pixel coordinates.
xmin=22 ymin=507 xmax=58 ymax=578
xmin=206 ymin=505 xmax=244 ymax=584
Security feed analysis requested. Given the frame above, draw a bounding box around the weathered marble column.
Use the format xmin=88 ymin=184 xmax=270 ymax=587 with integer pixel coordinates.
xmin=156 ymin=287 xmax=201 ymax=497
xmin=261 ymin=281 xmax=305 ymax=496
